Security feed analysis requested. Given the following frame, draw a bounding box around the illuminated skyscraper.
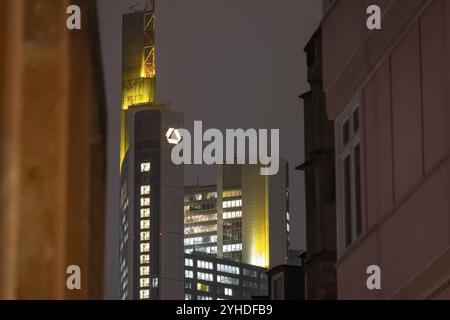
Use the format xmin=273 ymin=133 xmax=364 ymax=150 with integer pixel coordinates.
xmin=184 ymin=163 xmax=290 ymax=270
xmin=119 ymin=3 xmax=184 ymax=300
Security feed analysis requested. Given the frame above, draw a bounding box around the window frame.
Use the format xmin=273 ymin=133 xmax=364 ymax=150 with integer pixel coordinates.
xmin=335 ymin=96 xmax=364 ymax=257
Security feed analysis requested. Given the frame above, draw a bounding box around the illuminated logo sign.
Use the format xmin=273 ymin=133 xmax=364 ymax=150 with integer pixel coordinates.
xmin=166 ymin=128 xmax=182 ymax=145
xmin=168 ymin=121 xmax=280 ymax=176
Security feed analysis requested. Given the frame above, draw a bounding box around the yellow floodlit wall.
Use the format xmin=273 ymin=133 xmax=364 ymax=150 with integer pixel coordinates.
xmin=242 ymin=166 xmax=270 ymax=268
xmin=120 ymin=10 xmax=157 ymax=169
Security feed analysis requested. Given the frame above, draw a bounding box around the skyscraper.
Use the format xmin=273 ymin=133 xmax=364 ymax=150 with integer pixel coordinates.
xmin=183 ymin=163 xmax=289 ymax=300
xmin=184 ymin=163 xmax=290 ymax=269
xmin=119 ymin=3 xmax=184 ymax=300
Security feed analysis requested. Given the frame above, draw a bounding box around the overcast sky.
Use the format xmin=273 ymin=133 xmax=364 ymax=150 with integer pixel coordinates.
xmin=97 ymin=0 xmax=323 ymax=299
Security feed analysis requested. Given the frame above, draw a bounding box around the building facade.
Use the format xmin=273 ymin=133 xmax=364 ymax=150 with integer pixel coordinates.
xmin=184 ymin=163 xmax=290 ymax=270
xmin=297 ymin=29 xmax=337 ymax=300
xmin=184 ymin=253 xmax=268 ymax=300
xmin=119 ymin=5 xmax=184 ymax=300
xmin=322 ymin=0 xmax=450 ymax=299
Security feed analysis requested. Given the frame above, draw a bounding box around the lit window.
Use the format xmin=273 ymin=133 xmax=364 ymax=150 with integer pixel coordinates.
xmin=140 ymin=278 xmax=150 ymax=288
xmin=222 ymin=200 xmax=242 ymax=209
xmin=140 ymin=290 xmax=150 ymax=300
xmin=140 ymin=254 xmax=150 ymax=264
xmin=287 ymin=223 xmax=290 ymax=233
xmin=223 ymin=211 xmax=242 ymax=219
xmin=197 ymin=283 xmax=210 ymax=292
xmin=217 ymin=264 xmax=240 ymax=275
xmin=141 ymin=185 xmax=150 ymax=195
xmin=185 ymin=259 xmax=194 ymax=267
xmin=185 ymin=293 xmax=192 ymax=300
xmin=197 ymin=272 xmax=213 ymax=282
xmin=194 ymin=193 xmax=203 ymax=201
xmin=141 ymin=163 xmax=151 ymax=172
xmin=141 ymin=208 xmax=150 ymax=218
xmin=185 ymin=270 xmax=193 ymax=278
xmin=140 ymin=243 xmax=150 ymax=253
xmin=198 ymin=295 xmax=212 ymax=300
xmin=223 ymin=243 xmax=242 ymax=253
xmin=141 ymin=198 xmax=150 ymax=207
xmin=141 ymin=220 xmax=150 ymax=230
xmin=141 ymin=231 xmax=150 ymax=241
xmin=217 ymin=275 xmax=239 ymax=286
xmin=140 ymin=266 xmax=150 ymax=276
xmin=197 ymin=260 xmax=213 ymax=270
xmin=225 ymin=288 xmax=233 ymax=296
xmin=152 ymin=278 xmax=159 ymax=288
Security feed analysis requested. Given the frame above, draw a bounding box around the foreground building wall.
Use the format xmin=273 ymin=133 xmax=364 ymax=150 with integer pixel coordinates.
xmin=298 ymin=29 xmax=337 ymax=300
xmin=322 ymin=0 xmax=450 ymax=299
xmin=0 ymin=0 xmax=106 ymax=299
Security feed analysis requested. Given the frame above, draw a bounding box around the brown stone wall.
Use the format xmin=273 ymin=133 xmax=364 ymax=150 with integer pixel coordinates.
xmin=0 ymin=0 xmax=106 ymax=300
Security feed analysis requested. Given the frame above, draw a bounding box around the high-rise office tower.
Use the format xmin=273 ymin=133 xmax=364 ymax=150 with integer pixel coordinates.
xmin=119 ymin=3 xmax=184 ymax=300
xmin=184 ymin=163 xmax=290 ymax=270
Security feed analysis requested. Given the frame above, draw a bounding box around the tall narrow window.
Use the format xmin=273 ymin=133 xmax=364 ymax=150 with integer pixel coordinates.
xmin=336 ymin=97 xmax=363 ymax=256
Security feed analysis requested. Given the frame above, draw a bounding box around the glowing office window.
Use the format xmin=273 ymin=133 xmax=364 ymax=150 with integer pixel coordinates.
xmin=140 ymin=220 xmax=150 ymax=230
xmin=140 ymin=290 xmax=150 ymax=300
xmin=217 ymin=275 xmax=239 ymax=286
xmin=194 ymin=193 xmax=203 ymax=201
xmin=225 ymin=288 xmax=233 ymax=296
xmin=141 ymin=208 xmax=150 ymax=218
xmin=223 ymin=243 xmax=242 ymax=252
xmin=197 ymin=272 xmax=213 ymax=282
xmin=141 ymin=198 xmax=150 ymax=207
xmin=223 ymin=211 xmax=242 ymax=219
xmin=140 ymin=243 xmax=150 ymax=253
xmin=185 ymin=258 xmax=194 ymax=267
xmin=197 ymin=283 xmax=210 ymax=292
xmin=141 ymin=185 xmax=150 ymax=195
xmin=141 ymin=231 xmax=150 ymax=241
xmin=217 ymin=264 xmax=240 ymax=275
xmin=140 ymin=266 xmax=150 ymax=276
xmin=222 ymin=200 xmax=242 ymax=209
xmin=140 ymin=278 xmax=150 ymax=288
xmin=140 ymin=254 xmax=150 ymax=264
xmin=185 ymin=270 xmax=193 ymax=278
xmin=223 ymin=190 xmax=242 ymax=198
xmin=197 ymin=260 xmax=213 ymax=270
xmin=152 ymin=278 xmax=159 ymax=288
xmin=141 ymin=163 xmax=151 ymax=172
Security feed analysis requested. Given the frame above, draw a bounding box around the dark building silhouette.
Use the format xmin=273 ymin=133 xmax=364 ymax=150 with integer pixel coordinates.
xmin=267 ymin=265 xmax=305 ymax=300
xmin=297 ymin=28 xmax=337 ymax=300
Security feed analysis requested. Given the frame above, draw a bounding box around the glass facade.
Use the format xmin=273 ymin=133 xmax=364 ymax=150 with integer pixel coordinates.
xmin=184 ymin=253 xmax=268 ymax=300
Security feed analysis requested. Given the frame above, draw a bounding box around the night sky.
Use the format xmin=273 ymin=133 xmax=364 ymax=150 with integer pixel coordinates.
xmin=97 ymin=0 xmax=323 ymax=299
